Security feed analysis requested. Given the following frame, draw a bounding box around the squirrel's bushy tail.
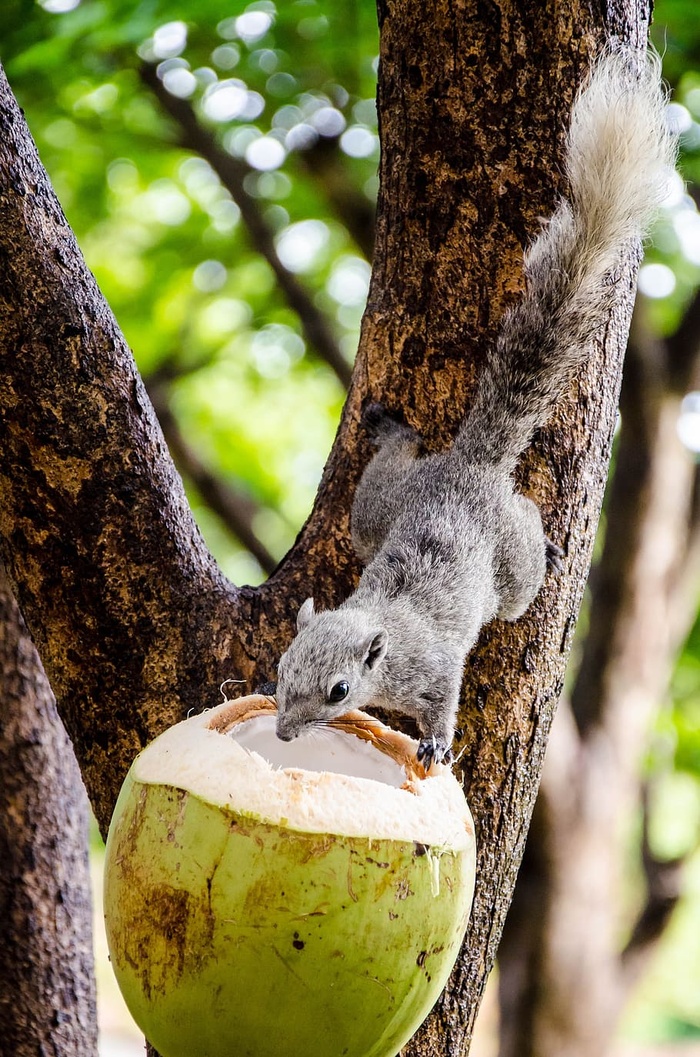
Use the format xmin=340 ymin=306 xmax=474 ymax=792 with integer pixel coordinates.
xmin=457 ymin=49 xmax=676 ymax=466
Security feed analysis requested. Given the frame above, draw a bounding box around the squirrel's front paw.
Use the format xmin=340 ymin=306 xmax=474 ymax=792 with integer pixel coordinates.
xmin=361 ymin=401 xmax=397 ymax=444
xmin=417 ymin=736 xmax=453 ymax=769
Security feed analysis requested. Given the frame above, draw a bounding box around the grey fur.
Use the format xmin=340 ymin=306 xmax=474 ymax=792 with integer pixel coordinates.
xmin=275 ymin=50 xmax=676 ymax=767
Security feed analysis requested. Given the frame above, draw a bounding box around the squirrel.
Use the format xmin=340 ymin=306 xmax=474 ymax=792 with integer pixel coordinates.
xmin=271 ymin=50 xmax=676 ymax=768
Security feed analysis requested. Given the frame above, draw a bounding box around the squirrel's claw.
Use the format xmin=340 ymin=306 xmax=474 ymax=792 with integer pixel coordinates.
xmin=255 ymin=680 xmax=278 ymax=697
xmin=545 ymin=538 xmax=565 ymax=574
xmin=417 ymin=735 xmax=453 ymax=769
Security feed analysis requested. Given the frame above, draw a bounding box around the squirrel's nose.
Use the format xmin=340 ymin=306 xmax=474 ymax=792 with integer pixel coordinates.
xmin=275 ymin=714 xmax=296 ymax=742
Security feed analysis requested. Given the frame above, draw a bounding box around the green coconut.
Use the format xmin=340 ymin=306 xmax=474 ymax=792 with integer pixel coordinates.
xmin=104 ymin=695 xmax=476 ymax=1057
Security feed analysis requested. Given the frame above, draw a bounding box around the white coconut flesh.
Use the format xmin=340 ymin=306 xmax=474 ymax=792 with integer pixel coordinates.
xmin=134 ymin=697 xmax=473 ymax=851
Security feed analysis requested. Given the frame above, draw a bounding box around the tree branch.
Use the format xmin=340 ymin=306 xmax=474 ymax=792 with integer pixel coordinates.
xmin=667 ymin=281 xmax=700 ymax=392
xmin=140 ymin=63 xmax=352 ymax=388
xmin=147 ymin=378 xmax=278 ymax=575
xmin=297 ymin=136 xmax=376 ymax=262
xmin=621 ymin=780 xmax=689 ymax=975
xmin=570 ymin=302 xmax=696 ymax=739
xmin=497 ymin=287 xmax=700 ymax=1054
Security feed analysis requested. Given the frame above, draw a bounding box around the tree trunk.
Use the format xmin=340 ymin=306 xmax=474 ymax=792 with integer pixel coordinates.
xmin=0 ymin=0 xmax=653 ymax=1052
xmin=0 ymin=563 xmax=97 ymax=1056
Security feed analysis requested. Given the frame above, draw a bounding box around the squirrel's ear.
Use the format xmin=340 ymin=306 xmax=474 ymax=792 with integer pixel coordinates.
xmin=363 ymin=629 xmax=388 ymax=670
xmin=297 ymin=597 xmax=315 ymax=631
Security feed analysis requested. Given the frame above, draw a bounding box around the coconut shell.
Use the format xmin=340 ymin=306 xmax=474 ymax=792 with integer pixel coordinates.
xmin=103 ymin=696 xmax=476 ymax=1057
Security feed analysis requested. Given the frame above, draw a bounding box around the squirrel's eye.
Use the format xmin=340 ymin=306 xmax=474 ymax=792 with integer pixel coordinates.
xmin=328 ymin=680 xmax=349 ymax=704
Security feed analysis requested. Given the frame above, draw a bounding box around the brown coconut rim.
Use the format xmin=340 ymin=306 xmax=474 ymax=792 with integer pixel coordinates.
xmin=206 ymin=694 xmax=434 ymax=781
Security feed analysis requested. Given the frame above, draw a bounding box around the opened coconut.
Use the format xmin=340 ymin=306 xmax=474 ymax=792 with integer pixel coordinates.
xmin=103 ymin=695 xmax=476 ymax=1057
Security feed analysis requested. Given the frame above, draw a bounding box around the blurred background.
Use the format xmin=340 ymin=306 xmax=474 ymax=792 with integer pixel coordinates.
xmin=1 ymin=0 xmax=699 ymax=1054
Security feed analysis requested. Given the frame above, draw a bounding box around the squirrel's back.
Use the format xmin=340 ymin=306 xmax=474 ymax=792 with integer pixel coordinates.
xmin=456 ymin=49 xmax=676 ymax=467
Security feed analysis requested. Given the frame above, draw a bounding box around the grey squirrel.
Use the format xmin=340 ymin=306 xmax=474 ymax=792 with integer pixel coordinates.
xmin=272 ymin=50 xmax=676 ymax=767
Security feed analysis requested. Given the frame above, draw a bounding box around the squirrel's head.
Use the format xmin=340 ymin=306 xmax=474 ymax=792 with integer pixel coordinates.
xmin=275 ymin=598 xmax=388 ymax=742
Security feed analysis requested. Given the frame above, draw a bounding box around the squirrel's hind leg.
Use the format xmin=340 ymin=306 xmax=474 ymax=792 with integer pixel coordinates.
xmin=351 ymin=404 xmax=424 ymax=564
xmin=494 ymin=493 xmax=549 ymax=621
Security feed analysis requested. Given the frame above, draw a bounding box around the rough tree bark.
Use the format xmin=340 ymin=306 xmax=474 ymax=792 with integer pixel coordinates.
xmin=0 ymin=563 xmax=97 ymax=1056
xmin=0 ymin=0 xmax=653 ymax=1053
